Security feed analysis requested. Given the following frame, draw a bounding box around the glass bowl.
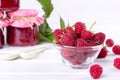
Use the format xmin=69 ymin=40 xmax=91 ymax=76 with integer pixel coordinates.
xmin=57 ymin=45 xmax=102 ymax=69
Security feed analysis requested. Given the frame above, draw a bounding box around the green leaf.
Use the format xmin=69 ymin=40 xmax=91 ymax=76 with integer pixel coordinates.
xmin=38 ymin=0 xmax=53 ymax=19
xmin=38 ymin=32 xmax=54 ymax=42
xmin=68 ymin=21 xmax=70 ymax=26
xmin=60 ymin=17 xmax=65 ymax=29
xmin=39 ymin=20 xmax=54 ymax=42
xmin=38 ymin=33 xmax=51 ymax=42
xmin=46 ymin=32 xmax=54 ymax=41
xmin=37 ymin=0 xmax=54 ymax=42
xmin=39 ymin=20 xmax=52 ymax=34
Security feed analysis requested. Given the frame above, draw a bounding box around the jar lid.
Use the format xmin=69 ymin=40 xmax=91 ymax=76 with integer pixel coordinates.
xmin=0 ymin=18 xmax=10 ymax=28
xmin=8 ymin=9 xmax=39 ymax=17
xmin=8 ymin=9 xmax=44 ymax=28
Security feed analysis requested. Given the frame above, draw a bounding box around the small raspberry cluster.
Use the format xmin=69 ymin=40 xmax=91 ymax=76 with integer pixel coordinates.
xmin=54 ymin=22 xmax=106 ymax=65
xmin=90 ymin=38 xmax=120 ymax=79
xmin=54 ymin=21 xmax=120 ymax=79
xmin=97 ymin=38 xmax=114 ymax=58
xmin=97 ymin=37 xmax=120 ymax=59
xmin=54 ymin=22 xmax=106 ymax=46
xmin=90 ymin=57 xmax=120 ymax=79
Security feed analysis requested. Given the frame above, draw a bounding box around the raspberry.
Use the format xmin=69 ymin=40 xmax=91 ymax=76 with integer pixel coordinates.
xmin=86 ymin=49 xmax=98 ymax=57
xmin=54 ymin=29 xmax=63 ymax=40
xmin=61 ymin=47 xmax=76 ymax=57
xmin=106 ymin=38 xmax=114 ymax=47
xmin=65 ymin=26 xmax=77 ymax=39
xmin=69 ymin=52 xmax=87 ymax=65
xmin=114 ymin=57 xmax=120 ymax=70
xmin=97 ymin=47 xmax=108 ymax=58
xmin=61 ymin=47 xmax=87 ymax=65
xmin=87 ymin=42 xmax=96 ymax=46
xmin=89 ymin=64 xmax=103 ymax=79
xmin=59 ymin=33 xmax=75 ymax=46
xmin=81 ymin=29 xmax=93 ymax=40
xmin=64 ymin=26 xmax=73 ymax=33
xmin=112 ymin=45 xmax=120 ymax=55
xmin=76 ymin=38 xmax=88 ymax=47
xmin=75 ymin=22 xmax=86 ymax=37
xmin=93 ymin=32 xmax=106 ymax=45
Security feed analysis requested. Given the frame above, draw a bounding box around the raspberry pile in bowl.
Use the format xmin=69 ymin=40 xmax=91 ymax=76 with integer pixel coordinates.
xmin=54 ymin=22 xmax=106 ymax=69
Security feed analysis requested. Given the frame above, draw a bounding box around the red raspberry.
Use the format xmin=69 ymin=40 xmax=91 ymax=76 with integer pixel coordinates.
xmin=59 ymin=33 xmax=75 ymax=46
xmin=81 ymin=29 xmax=93 ymax=40
xmin=89 ymin=64 xmax=103 ymax=79
xmin=86 ymin=49 xmax=98 ymax=57
xmin=114 ymin=57 xmax=120 ymax=69
xmin=64 ymin=26 xmax=77 ymax=39
xmin=76 ymin=38 xmax=88 ymax=47
xmin=112 ymin=45 xmax=120 ymax=55
xmin=97 ymin=47 xmax=108 ymax=58
xmin=64 ymin=26 xmax=73 ymax=33
xmin=54 ymin=29 xmax=63 ymax=40
xmin=61 ymin=47 xmax=76 ymax=57
xmin=69 ymin=52 xmax=87 ymax=65
xmin=87 ymin=42 xmax=97 ymax=46
xmin=106 ymin=38 xmax=114 ymax=47
xmin=93 ymin=32 xmax=106 ymax=45
xmin=75 ymin=22 xmax=86 ymax=37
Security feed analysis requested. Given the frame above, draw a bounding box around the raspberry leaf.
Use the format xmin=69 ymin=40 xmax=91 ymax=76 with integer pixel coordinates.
xmin=39 ymin=20 xmax=52 ymax=34
xmin=60 ymin=17 xmax=65 ymax=29
xmin=39 ymin=20 xmax=54 ymax=42
xmin=37 ymin=0 xmax=54 ymax=42
xmin=38 ymin=0 xmax=53 ymax=19
xmin=89 ymin=21 xmax=96 ymax=31
xmin=39 ymin=32 xmax=54 ymax=42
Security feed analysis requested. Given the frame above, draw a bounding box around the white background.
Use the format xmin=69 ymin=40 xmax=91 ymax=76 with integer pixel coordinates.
xmin=21 ymin=0 xmax=120 ymax=29
xmin=0 ymin=0 xmax=120 ymax=80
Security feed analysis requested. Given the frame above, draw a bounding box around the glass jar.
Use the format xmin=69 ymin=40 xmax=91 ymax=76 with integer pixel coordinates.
xmin=0 ymin=12 xmax=9 ymax=48
xmin=0 ymin=28 xmax=4 ymax=48
xmin=7 ymin=24 xmax=39 ymax=46
xmin=0 ymin=0 xmax=19 ymax=11
xmin=7 ymin=9 xmax=44 ymax=46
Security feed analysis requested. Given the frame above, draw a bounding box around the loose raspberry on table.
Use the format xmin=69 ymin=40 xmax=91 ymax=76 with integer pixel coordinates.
xmin=106 ymin=38 xmax=114 ymax=47
xmin=112 ymin=45 xmax=120 ymax=55
xmin=97 ymin=47 xmax=108 ymax=58
xmin=89 ymin=64 xmax=103 ymax=79
xmin=114 ymin=57 xmax=120 ymax=70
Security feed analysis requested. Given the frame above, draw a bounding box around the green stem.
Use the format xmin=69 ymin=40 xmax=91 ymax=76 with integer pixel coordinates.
xmin=89 ymin=21 xmax=96 ymax=31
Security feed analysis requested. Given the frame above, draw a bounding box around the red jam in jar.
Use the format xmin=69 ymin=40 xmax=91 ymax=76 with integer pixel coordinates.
xmin=0 ymin=0 xmax=19 ymax=11
xmin=0 ymin=29 xmax=4 ymax=48
xmin=0 ymin=12 xmax=9 ymax=48
xmin=7 ymin=24 xmax=38 ymax=46
xmin=7 ymin=9 xmax=44 ymax=46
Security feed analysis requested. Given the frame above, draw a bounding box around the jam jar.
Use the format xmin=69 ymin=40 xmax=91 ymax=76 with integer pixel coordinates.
xmin=0 ymin=28 xmax=4 ymax=48
xmin=0 ymin=0 xmax=19 ymax=11
xmin=7 ymin=9 xmax=44 ymax=46
xmin=0 ymin=12 xmax=9 ymax=48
